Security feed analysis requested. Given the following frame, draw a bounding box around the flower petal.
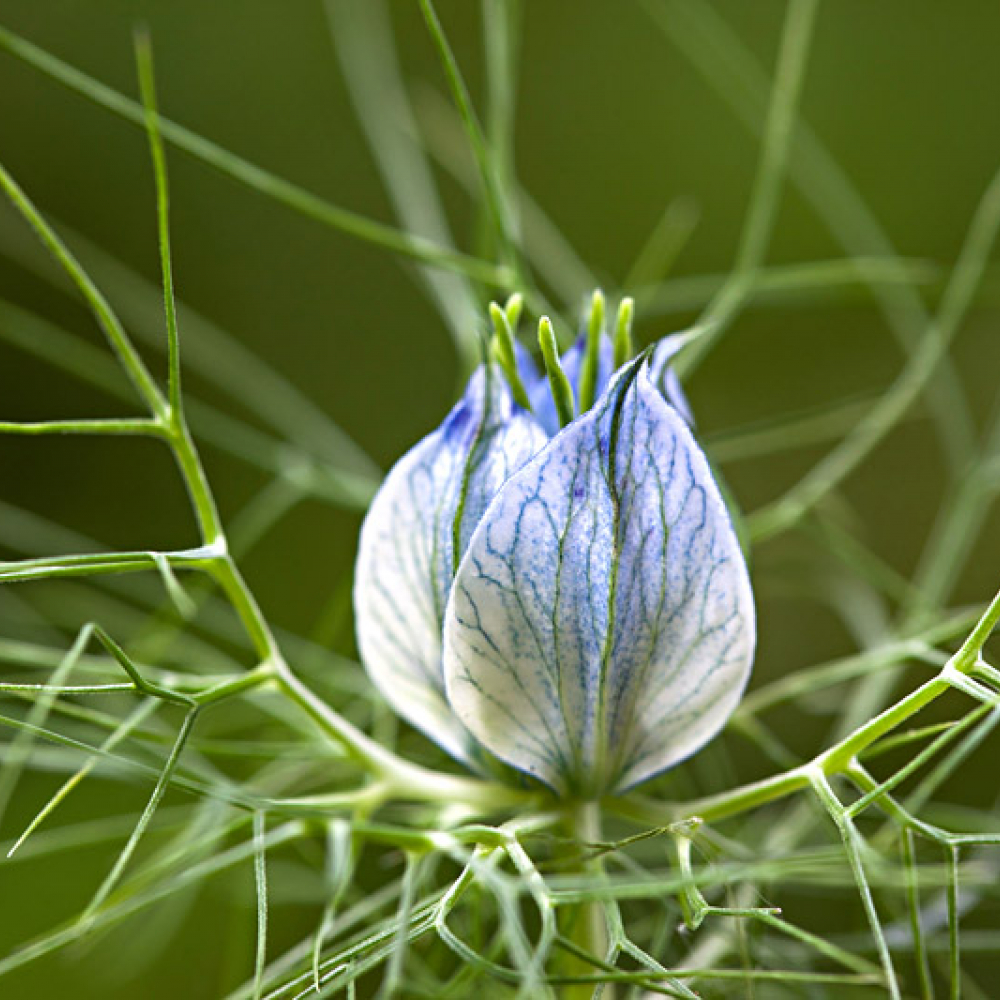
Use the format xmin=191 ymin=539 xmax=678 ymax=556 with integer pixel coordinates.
xmin=650 ymin=333 xmax=694 ymax=425
xmin=514 ymin=340 xmax=545 ymax=396
xmin=443 ymin=360 xmax=754 ymax=794
xmin=355 ymin=365 xmax=548 ymax=765
xmin=529 ymin=333 xmax=615 ymax=435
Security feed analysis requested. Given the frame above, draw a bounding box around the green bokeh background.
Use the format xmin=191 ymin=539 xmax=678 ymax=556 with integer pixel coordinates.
xmin=0 ymin=2 xmax=998 ymax=996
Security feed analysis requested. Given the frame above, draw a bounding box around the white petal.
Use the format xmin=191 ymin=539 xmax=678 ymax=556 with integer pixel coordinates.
xmin=650 ymin=333 xmax=694 ymax=425
xmin=443 ymin=362 xmax=754 ymax=794
xmin=354 ymin=366 xmax=547 ymax=765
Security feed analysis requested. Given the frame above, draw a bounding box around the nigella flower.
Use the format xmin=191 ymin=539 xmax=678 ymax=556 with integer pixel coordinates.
xmin=354 ymin=294 xmax=754 ymax=797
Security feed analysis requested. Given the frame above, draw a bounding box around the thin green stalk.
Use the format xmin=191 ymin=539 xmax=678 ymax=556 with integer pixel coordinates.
xmin=564 ymin=801 xmax=609 ymax=1000
xmin=416 ymin=84 xmax=596 ymax=306
xmin=253 ymin=811 xmax=269 ymax=1000
xmin=0 ymin=25 xmax=508 ymax=285
xmin=811 ymin=772 xmax=901 ymax=1000
xmin=674 ymin=0 xmax=820 ymax=376
xmin=325 ymin=0 xmax=480 ymax=366
xmin=0 ymin=546 xmax=219 ymax=585
xmin=902 ymin=828 xmax=936 ymax=1000
xmin=644 ymin=0 xmax=975 ymax=472
xmin=0 ymin=159 xmax=167 ymax=419
xmin=947 ymin=845 xmax=961 ymax=1000
xmin=751 ymin=161 xmax=1000 ymax=541
xmin=6 ymin=699 xmax=160 ymax=859
xmin=417 ymin=0 xmax=521 ymax=280
xmin=0 ymin=683 xmax=134 ymax=695
xmin=619 ymin=584 xmax=1000 ymax=830
xmin=134 ymin=30 xmax=182 ymax=417
xmin=80 ymin=708 xmax=200 ymax=924
xmin=640 ymin=255 xmax=935 ymax=316
xmin=167 ymin=420 xmax=227 ymax=545
xmin=0 ymin=417 xmax=164 ymax=436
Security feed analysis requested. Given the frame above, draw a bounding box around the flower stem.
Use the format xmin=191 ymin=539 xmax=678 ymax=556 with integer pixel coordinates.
xmin=563 ymin=799 xmax=609 ymax=1000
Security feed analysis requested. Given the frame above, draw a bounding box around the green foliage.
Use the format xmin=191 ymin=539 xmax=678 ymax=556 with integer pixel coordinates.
xmin=1 ymin=2 xmax=1000 ymax=998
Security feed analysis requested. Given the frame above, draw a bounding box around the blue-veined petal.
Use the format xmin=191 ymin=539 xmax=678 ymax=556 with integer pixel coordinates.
xmin=651 ymin=334 xmax=752 ymax=557
xmin=443 ymin=360 xmax=754 ymax=794
xmin=650 ymin=333 xmax=694 ymax=425
xmin=514 ymin=340 xmax=545 ymax=396
xmin=529 ymin=333 xmax=615 ymax=435
xmin=354 ymin=364 xmax=548 ymax=765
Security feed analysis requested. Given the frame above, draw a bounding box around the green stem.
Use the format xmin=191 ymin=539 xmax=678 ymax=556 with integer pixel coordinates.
xmin=563 ymin=800 xmax=609 ymax=1000
xmin=644 ymin=0 xmax=975 ymax=475
xmin=751 ymin=157 xmax=1000 ymax=542
xmin=417 ymin=0 xmax=521 ymax=281
xmin=0 ymin=418 xmax=164 ymax=437
xmin=192 ymin=664 xmax=276 ymax=707
xmin=0 ymin=24 xmax=508 ymax=286
xmin=901 ymin=828 xmax=936 ymax=1000
xmin=167 ymin=421 xmax=226 ymax=547
xmin=0 ymin=547 xmax=217 ymax=585
xmin=134 ymin=31 xmax=183 ymax=417
xmin=816 ymin=676 xmax=949 ymax=775
xmin=674 ymin=0 xmax=820 ymax=376
xmin=0 ymin=158 xmax=168 ymax=419
xmin=620 ymin=765 xmax=812 ymax=827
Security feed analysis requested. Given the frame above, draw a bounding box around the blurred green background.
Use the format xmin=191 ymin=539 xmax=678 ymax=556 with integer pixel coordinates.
xmin=0 ymin=1 xmax=999 ymax=996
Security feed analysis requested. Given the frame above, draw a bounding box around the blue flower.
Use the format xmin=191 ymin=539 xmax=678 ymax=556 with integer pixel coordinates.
xmin=354 ymin=301 xmax=754 ymax=797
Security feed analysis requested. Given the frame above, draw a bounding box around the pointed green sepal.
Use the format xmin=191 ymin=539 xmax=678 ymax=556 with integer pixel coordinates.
xmin=489 ymin=301 xmax=531 ymax=410
xmin=578 ymin=289 xmax=606 ymax=412
xmin=537 ymin=316 xmax=576 ymax=428
xmin=504 ymin=291 xmax=524 ymax=333
xmin=614 ymin=297 xmax=635 ymax=369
